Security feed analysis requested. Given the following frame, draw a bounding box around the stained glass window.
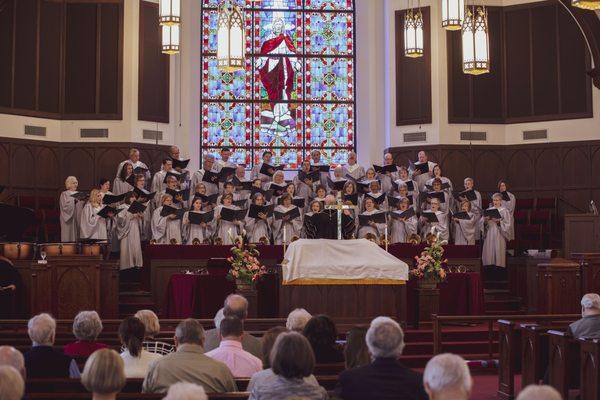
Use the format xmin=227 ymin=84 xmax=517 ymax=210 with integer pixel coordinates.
xmin=201 ymin=0 xmax=355 ymax=169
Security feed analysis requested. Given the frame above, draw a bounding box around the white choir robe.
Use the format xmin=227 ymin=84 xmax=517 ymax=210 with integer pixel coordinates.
xmin=420 ymin=211 xmax=449 ymax=241
xmin=425 ymin=176 xmax=454 ymax=192
xmin=151 ymin=170 xmax=168 ymax=194
xmin=272 ymin=205 xmax=302 ymax=245
xmin=182 ymin=211 xmax=215 ymax=244
xmin=80 ymin=203 xmax=108 ymax=240
xmin=421 ymin=192 xmax=451 ymax=213
xmin=244 ymin=215 xmax=272 ymax=244
xmin=113 ymin=177 xmax=134 ymax=196
xmin=501 ymin=192 xmax=516 ymax=240
xmin=116 ymin=205 xmax=143 ymax=270
xmin=343 ymin=163 xmax=366 ymax=181
xmin=311 ymin=164 xmax=329 ymax=188
xmin=151 ymin=207 xmax=182 ymax=244
xmin=116 ymin=160 xmax=150 ymax=179
xmin=412 ymin=161 xmax=437 ymax=192
xmin=214 ymin=205 xmax=244 ymax=245
xmin=482 ymin=207 xmax=512 ymax=268
xmin=250 ymin=163 xmax=272 ymax=184
xmin=469 ymin=190 xmax=483 ymax=240
xmin=190 ymin=169 xmax=220 ymax=196
xmin=139 ymin=201 xmax=154 ymax=242
xmin=379 ymin=172 xmax=398 ymax=195
xmin=364 ymin=192 xmax=388 ymax=212
xmin=453 ymin=212 xmax=478 ymax=245
xmin=293 ymin=177 xmax=314 ymax=200
xmin=389 ymin=215 xmax=418 ymax=244
xmin=356 ymin=210 xmax=387 ymax=239
xmin=60 ymin=190 xmax=83 ymax=242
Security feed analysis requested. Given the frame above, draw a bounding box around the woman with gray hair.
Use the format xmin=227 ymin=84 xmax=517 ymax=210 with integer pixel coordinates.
xmin=60 ymin=175 xmax=84 ymax=241
xmin=423 ymin=353 xmax=472 ymax=400
xmin=82 ymin=349 xmax=126 ymax=400
xmin=482 ymin=193 xmax=513 ymax=269
xmin=64 ymin=311 xmax=108 ymax=358
xmin=286 ymin=308 xmax=312 ymax=332
xmin=567 ymin=293 xmax=600 ymax=339
xmin=134 ymin=309 xmax=174 ymax=355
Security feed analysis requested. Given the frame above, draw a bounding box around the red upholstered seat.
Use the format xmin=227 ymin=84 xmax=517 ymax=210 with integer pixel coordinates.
xmin=535 ymin=197 xmax=556 ymax=210
xmin=515 ymin=198 xmax=534 ymax=211
xmin=18 ymin=195 xmax=37 ymax=209
xmin=38 ymin=196 xmax=56 ymax=210
xmin=513 ymin=210 xmax=529 ymax=225
xmin=515 ymin=224 xmax=544 ymax=250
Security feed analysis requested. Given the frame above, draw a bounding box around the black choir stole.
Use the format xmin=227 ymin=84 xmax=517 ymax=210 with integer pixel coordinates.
xmin=303 ymin=209 xmax=355 ymax=240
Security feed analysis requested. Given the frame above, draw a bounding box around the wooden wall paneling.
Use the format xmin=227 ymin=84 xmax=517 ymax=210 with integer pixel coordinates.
xmin=138 ymin=1 xmax=170 ymax=123
xmin=562 ymin=146 xmax=590 ymax=189
xmin=38 ymin=0 xmax=63 ymax=114
xmin=506 ymin=149 xmax=535 ymax=191
xmin=504 ymin=7 xmax=532 ymax=120
xmin=530 ymin=3 xmax=559 ymax=117
xmin=13 ymin=0 xmax=38 ymax=111
xmin=10 ymin=144 xmax=36 ymax=188
xmin=0 ymin=143 xmax=9 ymax=186
xmin=97 ymin=2 xmax=122 ymax=116
xmin=35 ymin=146 xmax=60 ymax=189
xmin=395 ymin=7 xmax=432 ymax=126
xmin=446 ymin=30 xmax=471 ymax=122
xmin=96 ymin=147 xmax=126 ymax=183
xmin=0 ymin=0 xmax=14 ymax=108
xmin=61 ymin=147 xmax=96 ymax=190
xmin=534 ymin=147 xmax=562 ymax=190
xmin=440 ymin=149 xmax=474 ymax=189
xmin=474 ymin=150 xmax=505 ymax=193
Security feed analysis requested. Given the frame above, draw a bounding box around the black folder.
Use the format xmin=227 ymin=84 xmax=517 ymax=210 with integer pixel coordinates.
xmin=202 ymin=170 xmax=220 ymax=185
xmin=97 ymin=206 xmax=121 ymax=219
xmin=452 ymin=211 xmax=471 ymax=220
xmin=421 ymin=212 xmax=439 ymax=223
xmin=218 ymin=166 xmax=237 ymax=182
xmin=160 ymin=205 xmax=184 ymax=219
xmin=171 ymin=158 xmax=190 ymax=170
xmin=390 ymin=208 xmax=415 ymax=220
xmin=71 ymin=192 xmax=89 ymax=201
xmin=260 ymin=163 xmax=285 ymax=177
xmin=248 ymin=204 xmax=274 ymax=219
xmin=327 ymin=177 xmax=347 ymax=191
xmin=128 ymin=201 xmax=147 ymax=214
xmin=274 ymin=207 xmax=301 ymax=221
xmin=196 ymin=193 xmax=219 ymax=205
xmin=220 ymin=207 xmax=247 ymax=222
xmin=188 ymin=210 xmax=214 ymax=224
xmin=373 ymin=164 xmax=398 ymax=174
xmin=166 ymin=188 xmax=190 ymax=203
xmin=484 ymin=208 xmax=502 ymax=220
xmin=343 ymin=193 xmax=359 ymax=205
xmin=102 ymin=193 xmax=127 ymax=205
xmin=358 ymin=212 xmax=386 ymax=226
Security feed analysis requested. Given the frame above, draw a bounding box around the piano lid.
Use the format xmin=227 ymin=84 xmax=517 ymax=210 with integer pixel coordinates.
xmin=0 ymin=203 xmax=35 ymax=242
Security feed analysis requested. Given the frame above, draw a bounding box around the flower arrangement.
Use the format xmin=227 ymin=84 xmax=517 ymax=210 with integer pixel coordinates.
xmin=226 ymin=232 xmax=267 ymax=287
xmin=410 ymin=227 xmax=448 ymax=282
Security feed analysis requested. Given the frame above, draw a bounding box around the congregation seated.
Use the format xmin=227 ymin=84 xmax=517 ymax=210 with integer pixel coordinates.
xmin=205 ymin=316 xmax=263 ymax=378
xmin=423 ymin=353 xmax=472 ymax=400
xmin=134 ymin=309 xmax=175 ymax=355
xmin=81 ymin=349 xmax=126 ymax=400
xmin=516 ymin=384 xmax=562 ymax=400
xmin=163 ymin=382 xmax=208 ymax=400
xmin=343 ymin=326 xmax=370 ymax=370
xmin=302 ymin=315 xmax=344 ymax=364
xmin=204 ymin=294 xmax=262 ymax=358
xmin=24 ymin=313 xmax=80 ymax=378
xmin=118 ymin=316 xmax=163 ymax=378
xmin=0 ymin=345 xmax=26 ymax=378
xmin=285 ymin=308 xmax=312 ymax=332
xmin=248 ymin=332 xmax=329 ymax=400
xmin=567 ymin=292 xmax=600 ymax=339
xmin=335 ymin=316 xmax=427 ymax=400
xmin=0 ymin=365 xmax=24 ymax=400
xmin=143 ymin=318 xmax=237 ymax=394
xmin=64 ymin=310 xmax=108 ymax=358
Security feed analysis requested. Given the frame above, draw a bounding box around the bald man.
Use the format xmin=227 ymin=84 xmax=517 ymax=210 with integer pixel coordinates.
xmin=379 ymin=153 xmax=399 ymax=194
xmin=0 ymin=346 xmax=25 ymax=378
xmin=412 ymin=151 xmax=437 ymax=192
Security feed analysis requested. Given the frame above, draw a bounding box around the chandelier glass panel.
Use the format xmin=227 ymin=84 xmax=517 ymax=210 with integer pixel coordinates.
xmin=162 ymin=24 xmax=180 ymax=55
xmin=441 ymin=0 xmax=464 ymax=30
xmin=216 ymin=1 xmax=245 ymax=72
xmin=160 ymin=0 xmax=180 ymax=55
xmin=462 ymin=5 xmax=490 ymax=75
xmin=159 ymin=0 xmax=181 ymax=25
xmin=404 ymin=6 xmax=424 ymax=58
xmin=571 ymin=0 xmax=600 ymax=10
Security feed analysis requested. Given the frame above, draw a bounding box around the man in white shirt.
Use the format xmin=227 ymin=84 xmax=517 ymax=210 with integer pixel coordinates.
xmin=310 ymin=149 xmax=329 ymax=188
xmin=251 ymin=151 xmax=275 ymax=184
xmin=205 ymin=316 xmax=262 ymax=378
xmin=191 ymin=154 xmax=219 ymax=196
xmin=116 ymin=148 xmax=151 ymax=185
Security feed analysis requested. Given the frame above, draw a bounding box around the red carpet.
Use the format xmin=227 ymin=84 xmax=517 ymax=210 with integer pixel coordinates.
xmin=471 ymin=374 xmax=522 ymax=400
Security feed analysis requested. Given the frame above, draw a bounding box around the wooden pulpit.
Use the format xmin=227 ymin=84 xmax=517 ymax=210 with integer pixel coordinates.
xmin=564 ymin=214 xmax=600 ymax=259
xmin=529 ymin=258 xmax=581 ymax=314
xmin=571 ymin=252 xmax=600 ymax=296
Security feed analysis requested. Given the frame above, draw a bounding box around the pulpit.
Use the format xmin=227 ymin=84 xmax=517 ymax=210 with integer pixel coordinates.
xmin=564 ymin=214 xmax=600 ymax=258
xmin=14 ymin=256 xmax=119 ymax=318
xmin=571 ymin=253 xmax=600 ymax=296
xmin=527 ymin=258 xmax=581 ymax=314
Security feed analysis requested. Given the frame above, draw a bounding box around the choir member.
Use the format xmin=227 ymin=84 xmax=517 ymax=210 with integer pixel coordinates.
xmin=234 ymin=166 xmax=252 ymax=200
xmin=244 ymin=193 xmax=272 ymax=244
xmin=269 ymin=171 xmax=288 ymax=204
xmin=155 ymin=176 xmax=181 ymax=209
xmin=151 ymin=158 xmax=175 ymax=194
xmin=498 ymin=180 xmax=516 ymax=241
xmin=251 ymin=151 xmax=275 ymax=184
xmin=394 ymin=166 xmax=418 ymax=198
xmin=453 ymin=201 xmax=478 ymax=245
xmin=357 ymin=197 xmax=386 ymax=240
xmin=460 ymin=177 xmax=483 ymax=240
xmin=215 ymin=147 xmax=237 ymax=170
xmin=99 ymin=178 xmax=112 ymax=197
xmin=378 ymin=153 xmax=398 ymax=194
xmin=116 ymin=148 xmax=151 ymax=184
xmin=294 ymin=160 xmax=315 ymax=200
xmin=423 ymin=178 xmax=450 ymax=213
xmin=482 ymin=193 xmax=513 ymax=268
xmin=364 ymin=181 xmax=388 ymax=211
xmin=312 ymin=185 xmax=328 ymax=203
xmin=273 ymin=194 xmax=303 ymax=245
xmin=80 ymin=189 xmax=111 ymax=240
xmin=133 ymin=174 xmax=153 ymax=242
xmin=419 ymin=198 xmax=449 ymax=242
xmin=342 ymin=181 xmax=361 ymax=211
xmin=183 ymin=197 xmax=215 ymax=245
xmin=329 ymin=166 xmax=347 ymax=196
xmin=425 ymin=165 xmax=453 ymax=192
xmin=114 ymin=162 xmax=135 ymax=195
xmin=214 ymin=193 xmax=245 ymax=245
xmin=116 ymin=192 xmax=144 ymax=270
xmin=190 ymin=183 xmax=209 ymax=209
xmin=396 ymin=182 xmax=416 ymax=212
xmin=310 ymin=149 xmax=329 ymax=188
xmin=151 ymin=194 xmax=182 ymax=244
xmin=191 ymin=154 xmax=219 ymax=196
xmin=168 ymin=145 xmax=181 ymax=160
xmin=342 ymin=151 xmax=365 ymax=181
xmin=302 ymin=200 xmax=324 ymax=239
xmin=217 ymin=181 xmax=242 ymax=205
xmin=389 ymin=197 xmax=418 ymax=244
xmin=60 ymin=176 xmax=83 ymax=242
xmin=411 ymin=151 xmax=437 ymax=192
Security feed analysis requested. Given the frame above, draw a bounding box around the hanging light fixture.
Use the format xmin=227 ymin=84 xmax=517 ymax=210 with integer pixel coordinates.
xmin=159 ymin=0 xmax=181 ymax=26
xmin=404 ymin=2 xmax=424 ymax=58
xmin=217 ymin=0 xmax=245 ymax=72
xmin=571 ymin=0 xmax=600 ymax=10
xmin=462 ymin=5 xmax=490 ymax=75
xmin=441 ymin=0 xmax=465 ymax=30
xmin=162 ymin=24 xmax=180 ymax=55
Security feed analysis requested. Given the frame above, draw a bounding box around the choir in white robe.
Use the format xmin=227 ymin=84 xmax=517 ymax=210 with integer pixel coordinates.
xmin=116 ymin=205 xmax=143 ymax=270
xmin=356 ymin=210 xmax=387 ymax=239
xmin=482 ymin=207 xmax=512 ymax=268
xmin=244 ymin=215 xmax=272 ymax=244
xmin=293 ymin=176 xmax=314 ymax=200
xmin=80 ymin=203 xmax=108 ymax=240
xmin=113 ymin=177 xmax=134 ymax=196
xmin=389 ymin=214 xmax=418 ymax=244
xmin=453 ymin=212 xmax=478 ymax=245
xmin=412 ymin=161 xmax=437 ymax=192
xmin=501 ymin=192 xmax=516 ymax=241
xmin=342 ymin=163 xmax=365 ymax=181
xmin=214 ymin=205 xmax=244 ymax=245
xmin=116 ymin=159 xmax=151 ymax=182
xmin=425 ymin=176 xmax=454 ymax=192
xmin=60 ymin=190 xmax=83 ymax=242
xmin=151 ymin=207 xmax=182 ymax=244
xmin=272 ymin=205 xmax=302 ymax=245
xmin=190 ymin=169 xmax=220 ymax=196
xmin=182 ymin=211 xmax=215 ymax=244
xmin=250 ymin=163 xmax=272 ymax=184
xmin=420 ymin=211 xmax=449 ymax=242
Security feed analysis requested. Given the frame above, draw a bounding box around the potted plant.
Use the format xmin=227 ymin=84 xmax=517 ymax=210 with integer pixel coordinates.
xmin=411 ymin=227 xmax=448 ymax=288
xmin=226 ymin=232 xmax=267 ymax=292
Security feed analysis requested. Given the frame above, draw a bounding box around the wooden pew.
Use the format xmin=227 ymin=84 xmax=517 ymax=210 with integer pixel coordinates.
xmin=498 ymin=320 xmax=521 ymax=400
xmin=24 ymin=394 xmax=250 ymax=400
xmin=547 ymin=330 xmax=580 ymax=400
xmin=579 ymin=338 xmax=600 ymax=400
xmin=520 ymin=324 xmax=557 ymax=388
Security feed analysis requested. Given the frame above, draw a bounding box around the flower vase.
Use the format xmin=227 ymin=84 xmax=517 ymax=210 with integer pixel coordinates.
xmin=235 ymin=280 xmax=258 ymax=318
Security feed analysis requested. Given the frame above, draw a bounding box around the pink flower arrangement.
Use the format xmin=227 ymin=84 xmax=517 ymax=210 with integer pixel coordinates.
xmin=226 ymin=234 xmax=267 ymax=286
xmin=410 ymin=227 xmax=448 ymax=282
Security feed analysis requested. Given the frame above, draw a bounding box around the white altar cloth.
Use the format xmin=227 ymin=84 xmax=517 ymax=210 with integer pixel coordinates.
xmin=282 ymin=239 xmax=409 ymax=285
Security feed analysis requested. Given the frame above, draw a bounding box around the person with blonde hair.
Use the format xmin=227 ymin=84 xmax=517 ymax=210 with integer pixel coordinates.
xmin=0 ymin=366 xmax=24 ymax=400
xmin=64 ymin=311 xmax=107 ymax=358
xmin=151 ymin=194 xmax=182 ymax=244
xmin=482 ymin=193 xmax=512 ymax=269
xmin=81 ymin=349 xmax=126 ymax=400
xmin=60 ymin=175 xmax=83 ymax=241
xmin=134 ymin=309 xmax=174 ymax=355
xmin=80 ymin=189 xmax=112 ymax=240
